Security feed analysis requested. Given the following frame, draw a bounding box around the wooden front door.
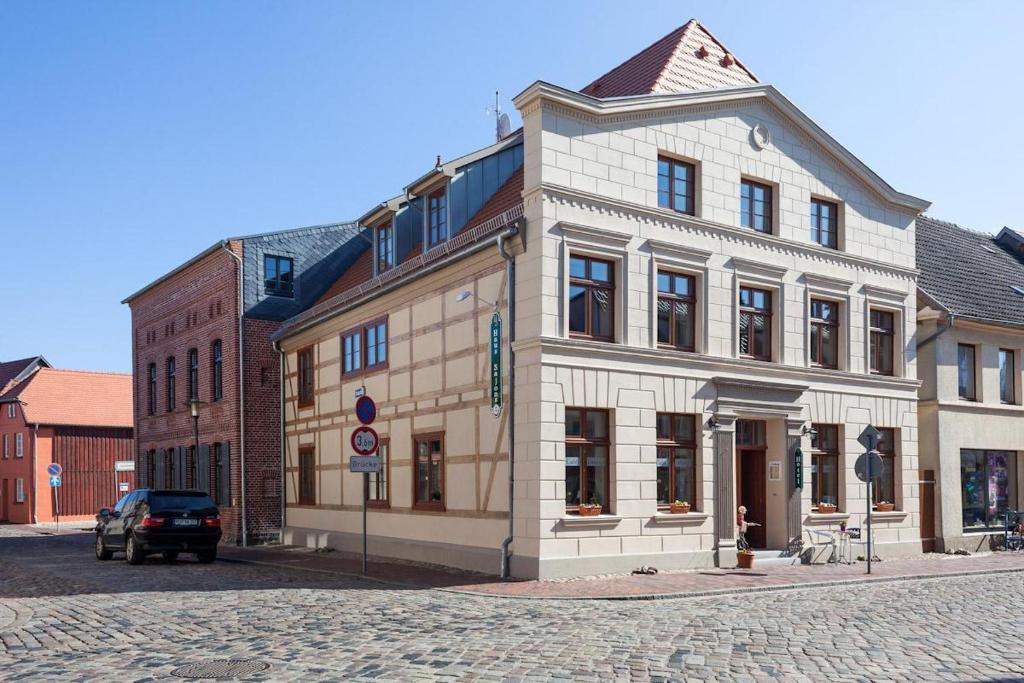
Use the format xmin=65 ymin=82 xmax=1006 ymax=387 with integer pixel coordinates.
xmin=737 ymin=448 xmax=767 ymax=548
xmin=920 ymin=469 xmax=936 ymax=553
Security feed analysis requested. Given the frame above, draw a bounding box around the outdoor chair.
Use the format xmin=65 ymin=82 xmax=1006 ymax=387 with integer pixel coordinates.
xmin=805 ymin=529 xmax=836 ymax=565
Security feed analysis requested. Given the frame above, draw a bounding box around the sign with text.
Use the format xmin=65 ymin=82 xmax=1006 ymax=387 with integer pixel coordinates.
xmin=114 ymin=460 xmax=135 ymax=472
xmin=351 ymin=426 xmax=379 ymax=455
xmin=350 ymin=456 xmax=382 ymax=473
xmin=119 ymin=482 xmax=130 ymax=493
xmin=489 ymin=312 xmax=502 ymax=417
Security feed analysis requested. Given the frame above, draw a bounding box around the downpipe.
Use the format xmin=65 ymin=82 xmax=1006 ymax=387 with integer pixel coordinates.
xmin=275 ymin=339 xmax=286 ymax=544
xmin=497 ymin=224 xmax=519 ymax=580
xmin=221 ymin=242 xmax=248 ymax=547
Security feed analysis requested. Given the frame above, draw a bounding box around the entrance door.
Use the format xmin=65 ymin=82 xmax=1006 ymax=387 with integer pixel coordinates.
xmin=737 ymin=449 xmax=767 ymax=548
xmin=1 ymin=479 xmax=8 ymax=522
xmin=920 ymin=469 xmax=936 ymax=553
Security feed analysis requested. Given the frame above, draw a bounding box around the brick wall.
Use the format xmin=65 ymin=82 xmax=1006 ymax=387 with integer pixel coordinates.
xmin=129 ymin=242 xmax=245 ymax=542
xmin=242 ymin=317 xmax=283 ymax=542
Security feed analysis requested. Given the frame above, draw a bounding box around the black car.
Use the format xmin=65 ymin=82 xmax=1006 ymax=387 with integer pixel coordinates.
xmin=95 ymin=489 xmax=222 ymax=565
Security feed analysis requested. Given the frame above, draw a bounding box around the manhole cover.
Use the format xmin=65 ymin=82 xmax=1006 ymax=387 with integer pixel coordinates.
xmin=171 ymin=659 xmax=270 ymax=679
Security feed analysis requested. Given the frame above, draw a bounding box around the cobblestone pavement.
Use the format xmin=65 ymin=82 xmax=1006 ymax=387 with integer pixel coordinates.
xmin=1 ymin=525 xmax=1023 ymax=682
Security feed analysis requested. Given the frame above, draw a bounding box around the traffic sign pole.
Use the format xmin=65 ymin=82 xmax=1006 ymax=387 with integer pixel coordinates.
xmin=362 ymin=473 xmax=369 ymax=574
xmin=866 ymin=467 xmax=872 ymax=576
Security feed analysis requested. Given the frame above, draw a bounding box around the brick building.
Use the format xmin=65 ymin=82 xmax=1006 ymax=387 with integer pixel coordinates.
xmin=122 ymin=222 xmax=365 ymax=545
xmin=0 ymin=365 xmax=133 ymax=523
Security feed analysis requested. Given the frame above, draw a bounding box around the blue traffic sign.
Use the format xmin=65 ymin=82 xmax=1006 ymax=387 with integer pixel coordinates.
xmin=47 ymin=463 xmax=62 ymax=476
xmin=49 ymin=475 xmax=62 ymax=488
xmin=355 ymin=395 xmax=377 ymax=425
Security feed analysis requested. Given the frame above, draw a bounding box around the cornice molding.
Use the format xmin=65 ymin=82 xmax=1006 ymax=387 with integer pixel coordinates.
xmin=557 ymin=221 xmax=633 ymax=248
xmin=540 ymin=184 xmax=919 ymax=282
xmin=730 ymin=256 xmax=788 ymax=281
xmin=513 ymin=336 xmax=922 ymax=394
xmin=645 ymin=239 xmax=713 ymax=264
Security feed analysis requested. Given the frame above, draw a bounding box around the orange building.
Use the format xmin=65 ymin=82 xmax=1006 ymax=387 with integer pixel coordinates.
xmin=0 ymin=361 xmax=133 ymax=524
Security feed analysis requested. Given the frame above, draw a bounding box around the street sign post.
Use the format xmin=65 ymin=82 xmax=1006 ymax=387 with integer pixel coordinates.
xmin=489 ymin=312 xmax=502 ymax=417
xmin=49 ymin=473 xmax=62 ymax=533
xmin=855 ymin=424 xmax=886 ymax=575
xmin=351 ymin=398 xmax=379 ymax=575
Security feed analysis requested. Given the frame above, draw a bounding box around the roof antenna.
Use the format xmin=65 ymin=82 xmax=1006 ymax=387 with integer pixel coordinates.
xmin=486 ymin=90 xmax=511 ymax=142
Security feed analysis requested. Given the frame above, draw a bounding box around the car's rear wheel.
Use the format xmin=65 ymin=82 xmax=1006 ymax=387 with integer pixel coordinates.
xmin=162 ymin=551 xmax=179 ymax=563
xmin=95 ymin=533 xmax=112 ymax=561
xmin=125 ymin=534 xmax=145 ymax=565
xmin=196 ymin=549 xmax=217 ymax=564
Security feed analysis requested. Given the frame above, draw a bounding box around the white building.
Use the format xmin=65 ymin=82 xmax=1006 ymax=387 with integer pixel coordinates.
xmin=274 ymin=20 xmax=932 ymax=579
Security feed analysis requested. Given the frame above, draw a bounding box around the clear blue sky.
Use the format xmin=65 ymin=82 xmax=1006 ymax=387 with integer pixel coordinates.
xmin=2 ymin=1 xmax=1021 ymax=373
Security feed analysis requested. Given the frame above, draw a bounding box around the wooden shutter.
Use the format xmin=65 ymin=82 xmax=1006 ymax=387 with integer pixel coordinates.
xmin=154 ymin=449 xmax=166 ymax=489
xmin=176 ymin=447 xmax=187 ymax=489
xmin=196 ymin=444 xmax=210 ymax=494
xmin=218 ymin=442 xmax=231 ymax=506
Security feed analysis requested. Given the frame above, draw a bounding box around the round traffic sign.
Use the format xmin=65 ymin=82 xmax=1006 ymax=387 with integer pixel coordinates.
xmin=47 ymin=463 xmax=62 ymax=476
xmin=351 ymin=426 xmax=379 ymax=455
xmin=854 ymin=451 xmax=884 ymax=483
xmin=355 ymin=395 xmax=377 ymax=425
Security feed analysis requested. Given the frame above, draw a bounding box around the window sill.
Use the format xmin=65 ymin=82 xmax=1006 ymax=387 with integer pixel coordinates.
xmin=650 ymin=511 xmax=709 ymax=525
xmin=412 ymin=504 xmax=446 ymax=513
xmin=366 ymin=501 xmax=391 ymax=510
xmin=559 ymin=514 xmax=621 ymax=528
xmin=870 ymin=510 xmax=908 ymax=521
xmin=805 ymin=512 xmax=850 ymax=523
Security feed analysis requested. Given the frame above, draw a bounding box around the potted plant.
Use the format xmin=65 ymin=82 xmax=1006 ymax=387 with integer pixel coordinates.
xmin=669 ymin=500 xmax=691 ymax=514
xmin=578 ymin=494 xmax=603 ymax=517
xmin=737 ymin=549 xmax=755 ymax=569
xmin=817 ymin=502 xmax=837 ymax=514
xmin=875 ymin=501 xmax=895 ymax=513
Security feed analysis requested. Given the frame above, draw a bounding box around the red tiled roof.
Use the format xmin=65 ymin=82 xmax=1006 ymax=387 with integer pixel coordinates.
xmin=315 ymin=249 xmax=373 ymax=306
xmin=581 ymin=19 xmax=758 ymax=98
xmin=0 ymin=368 xmax=132 ymax=428
xmin=461 ymin=167 xmax=524 ymax=234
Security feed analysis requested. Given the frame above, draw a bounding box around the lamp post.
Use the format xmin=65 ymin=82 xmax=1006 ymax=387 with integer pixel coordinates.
xmin=187 ymin=398 xmax=205 ymax=490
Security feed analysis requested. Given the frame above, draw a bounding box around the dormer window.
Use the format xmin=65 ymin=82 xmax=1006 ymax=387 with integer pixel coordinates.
xmin=264 ymin=255 xmax=294 ymax=298
xmin=376 ymin=222 xmax=394 ymax=274
xmin=428 ymin=189 xmax=447 ymax=247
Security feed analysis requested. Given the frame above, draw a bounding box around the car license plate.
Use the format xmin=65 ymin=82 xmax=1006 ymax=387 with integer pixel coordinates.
xmin=173 ymin=518 xmax=200 ymax=527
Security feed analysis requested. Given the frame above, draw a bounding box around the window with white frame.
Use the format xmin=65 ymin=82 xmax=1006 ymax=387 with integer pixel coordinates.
xmin=15 ymin=433 xmax=23 ymax=458
xmin=6 ymin=404 xmax=14 ymax=419
xmin=15 ymin=478 xmax=25 ymax=503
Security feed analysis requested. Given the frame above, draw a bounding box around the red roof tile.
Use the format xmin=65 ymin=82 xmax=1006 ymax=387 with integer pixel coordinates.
xmin=315 ymin=249 xmax=374 ymax=306
xmin=581 ymin=19 xmax=758 ymax=98
xmin=0 ymin=368 xmax=132 ymax=428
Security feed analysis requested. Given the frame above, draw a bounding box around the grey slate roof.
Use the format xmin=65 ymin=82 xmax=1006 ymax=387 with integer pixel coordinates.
xmin=916 ymin=215 xmax=1024 ymax=327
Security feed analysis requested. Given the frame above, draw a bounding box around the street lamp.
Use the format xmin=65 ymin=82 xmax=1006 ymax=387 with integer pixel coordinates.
xmin=186 ymin=398 xmax=206 ymax=489
xmin=455 ymin=290 xmax=497 ymax=309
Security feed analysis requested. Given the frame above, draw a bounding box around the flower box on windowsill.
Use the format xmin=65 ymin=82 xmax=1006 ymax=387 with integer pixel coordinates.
xmin=816 ymin=503 xmax=837 ymax=514
xmin=578 ymin=504 xmax=603 ymax=517
xmin=874 ymin=502 xmax=895 ymax=513
xmin=668 ymin=502 xmax=691 ymax=514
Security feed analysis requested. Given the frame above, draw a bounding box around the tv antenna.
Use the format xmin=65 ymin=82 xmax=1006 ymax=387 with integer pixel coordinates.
xmin=485 ymin=91 xmax=511 ymax=142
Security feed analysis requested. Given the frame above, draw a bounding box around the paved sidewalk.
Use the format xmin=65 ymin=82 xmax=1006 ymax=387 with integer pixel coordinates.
xmin=220 ymin=543 xmax=1024 ymax=600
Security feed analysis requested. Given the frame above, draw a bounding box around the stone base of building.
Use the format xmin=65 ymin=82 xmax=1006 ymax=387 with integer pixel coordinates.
xmin=283 ymin=526 xmax=503 ymax=576
xmin=512 ymin=550 xmax=716 ymax=580
xmin=934 ymin=533 xmax=1005 ymax=555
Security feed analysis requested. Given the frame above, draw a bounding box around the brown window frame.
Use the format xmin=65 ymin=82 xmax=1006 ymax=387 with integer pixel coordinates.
xmin=297 ymin=346 xmax=315 ymax=408
xmin=298 ymin=446 xmax=316 ymax=505
xmin=958 ymin=343 xmax=977 ymax=401
xmin=165 ymin=356 xmax=176 ymax=412
xmin=872 ymin=428 xmax=897 ymax=508
xmin=427 ymin=188 xmax=447 ymax=247
xmin=376 ymin=221 xmax=394 ymax=273
xmin=810 ymin=198 xmax=839 ymax=249
xmin=657 ymin=156 xmax=696 ymax=215
xmin=810 ymin=424 xmax=840 ymax=511
xmin=740 ymin=178 xmax=773 ymax=234
xmin=999 ymin=348 xmax=1016 ymax=404
xmin=147 ymin=362 xmax=157 ymax=416
xmin=869 ymin=309 xmax=896 ymax=376
xmin=188 ymin=348 xmax=199 ymax=401
xmin=568 ymin=254 xmax=615 ymax=342
xmin=211 ymin=339 xmax=223 ymax=402
xmin=412 ymin=432 xmax=445 ymax=511
xmin=809 ymin=299 xmax=840 ymax=369
xmin=656 ymin=270 xmax=696 ymax=351
xmin=655 ymin=413 xmax=698 ymax=509
xmin=564 ymin=408 xmax=611 ymax=513
xmin=341 ymin=317 xmax=389 ymax=378
xmin=738 ymin=286 xmax=773 ymax=362
xmin=367 ymin=438 xmax=390 ymax=508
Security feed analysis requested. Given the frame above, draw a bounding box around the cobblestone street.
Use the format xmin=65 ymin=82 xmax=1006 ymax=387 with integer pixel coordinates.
xmin=1 ymin=526 xmax=1023 ymax=682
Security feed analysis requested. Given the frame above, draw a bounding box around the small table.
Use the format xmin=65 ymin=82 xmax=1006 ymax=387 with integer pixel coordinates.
xmin=835 ymin=530 xmax=855 ymax=564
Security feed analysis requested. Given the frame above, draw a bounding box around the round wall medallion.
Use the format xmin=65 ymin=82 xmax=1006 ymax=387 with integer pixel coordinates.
xmin=751 ymin=123 xmax=771 ymax=150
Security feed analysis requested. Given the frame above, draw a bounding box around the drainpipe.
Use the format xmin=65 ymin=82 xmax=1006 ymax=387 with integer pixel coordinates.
xmin=221 ymin=242 xmax=248 ymax=547
xmin=30 ymin=421 xmax=38 ymax=524
xmin=918 ymin=313 xmax=955 ymax=349
xmin=275 ymin=339 xmax=286 ymax=544
xmin=497 ymin=224 xmax=519 ymax=580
